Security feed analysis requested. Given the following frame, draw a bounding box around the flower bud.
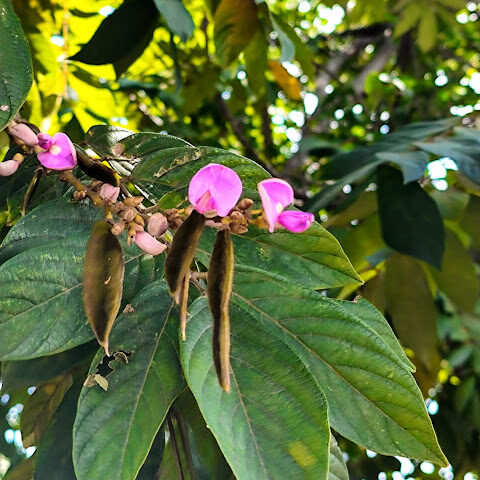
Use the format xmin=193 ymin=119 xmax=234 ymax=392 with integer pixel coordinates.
xmin=37 ymin=133 xmax=53 ymax=150
xmin=12 ymin=153 xmax=24 ymax=164
xmin=99 ymin=183 xmax=120 ymax=203
xmin=237 ymin=198 xmax=254 ymax=211
xmin=123 ymin=196 xmax=143 ymax=207
xmin=134 ymin=231 xmax=167 ymax=256
xmin=121 ymin=207 xmax=137 ymax=222
xmin=0 ymin=160 xmax=19 ymax=176
xmin=229 ymin=210 xmax=244 ymax=223
xmin=230 ymin=223 xmax=248 ymax=234
xmin=111 ymin=221 xmax=126 ymax=235
xmin=134 ymin=214 xmax=145 ymax=227
xmin=8 ymin=123 xmax=39 ymax=147
xmin=147 ymin=213 xmax=169 ymax=238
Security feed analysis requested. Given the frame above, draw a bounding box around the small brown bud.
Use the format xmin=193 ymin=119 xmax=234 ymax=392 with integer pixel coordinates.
xmin=110 ymin=202 xmax=124 ymax=214
xmin=229 ymin=211 xmax=244 ymax=223
xmin=173 ymin=217 xmax=183 ymax=229
xmin=134 ymin=214 xmax=145 ymax=226
xmin=147 ymin=212 xmax=169 ymax=237
xmin=73 ymin=190 xmax=87 ymax=201
xmin=12 ymin=153 xmax=25 ymax=164
xmin=111 ymin=221 xmax=126 ymax=235
xmin=33 ymin=145 xmax=44 ymax=155
xmin=121 ymin=207 xmax=137 ymax=222
xmin=237 ymin=198 xmax=254 ymax=211
xmin=230 ymin=223 xmax=248 ymax=234
xmin=123 ymin=196 xmax=143 ymax=207
xmin=129 ymin=221 xmax=144 ymax=232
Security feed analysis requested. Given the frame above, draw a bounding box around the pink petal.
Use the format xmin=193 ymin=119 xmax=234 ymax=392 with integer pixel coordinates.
xmin=134 ymin=231 xmax=167 ymax=255
xmin=99 ymin=183 xmax=120 ymax=203
xmin=8 ymin=123 xmax=38 ymax=146
xmin=37 ymin=133 xmax=77 ymax=170
xmin=37 ymin=133 xmax=53 ymax=150
xmin=0 ymin=160 xmax=19 ymax=176
xmin=277 ymin=210 xmax=314 ymax=233
xmin=147 ymin=213 xmax=169 ymax=237
xmin=257 ymin=179 xmax=294 ymax=232
xmin=188 ymin=163 xmax=242 ymax=217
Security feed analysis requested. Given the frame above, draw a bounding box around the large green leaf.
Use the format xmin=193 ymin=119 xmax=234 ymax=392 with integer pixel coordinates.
xmin=131 ymin=146 xmax=361 ymax=288
xmin=377 ymin=165 xmax=445 ymax=269
xmin=153 ymin=0 xmax=194 ymax=42
xmin=215 ymin=268 xmax=447 ymax=465
xmin=182 ymin=296 xmax=331 ymax=480
xmin=0 ymin=201 xmax=147 ymax=360
xmin=84 ymin=125 xmax=134 ymax=157
xmin=73 ymin=280 xmax=185 ymax=480
xmin=0 ymin=0 xmax=33 ymax=130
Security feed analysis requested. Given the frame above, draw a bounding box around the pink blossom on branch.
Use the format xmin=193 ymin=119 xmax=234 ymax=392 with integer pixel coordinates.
xmin=257 ymin=178 xmax=314 ymax=233
xmin=99 ymin=183 xmax=120 ymax=203
xmin=37 ymin=133 xmax=77 ymax=170
xmin=188 ymin=163 xmax=242 ymax=217
xmin=134 ymin=231 xmax=167 ymax=256
xmin=8 ymin=123 xmax=38 ymax=147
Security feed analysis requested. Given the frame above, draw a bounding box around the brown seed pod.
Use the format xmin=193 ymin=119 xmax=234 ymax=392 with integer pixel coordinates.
xmin=165 ymin=210 xmax=206 ymax=304
xmin=75 ymin=145 xmax=120 ymax=187
xmin=207 ymin=229 xmax=234 ymax=392
xmin=82 ymin=221 xmax=125 ymax=355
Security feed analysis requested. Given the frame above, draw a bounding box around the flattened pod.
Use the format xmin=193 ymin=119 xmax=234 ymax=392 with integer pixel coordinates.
xmin=75 ymin=145 xmax=120 ymax=187
xmin=82 ymin=221 xmax=125 ymax=355
xmin=165 ymin=210 xmax=206 ymax=303
xmin=207 ymin=229 xmax=234 ymax=392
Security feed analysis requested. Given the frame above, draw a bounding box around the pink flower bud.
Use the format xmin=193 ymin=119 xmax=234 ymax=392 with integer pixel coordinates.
xmin=188 ymin=163 xmax=242 ymax=217
xmin=8 ymin=123 xmax=38 ymax=146
xmin=37 ymin=133 xmax=77 ymax=170
xmin=134 ymin=231 xmax=167 ymax=256
xmin=277 ymin=210 xmax=314 ymax=233
xmin=147 ymin=213 xmax=169 ymax=238
xmin=99 ymin=183 xmax=120 ymax=203
xmin=0 ymin=160 xmax=19 ymax=176
xmin=257 ymin=179 xmax=294 ymax=232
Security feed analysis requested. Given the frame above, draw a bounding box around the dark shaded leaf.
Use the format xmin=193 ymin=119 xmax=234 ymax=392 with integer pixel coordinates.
xmin=84 ymin=125 xmax=133 ymax=157
xmin=0 ymin=0 xmax=33 ymax=130
xmin=377 ymin=165 xmax=445 ymax=268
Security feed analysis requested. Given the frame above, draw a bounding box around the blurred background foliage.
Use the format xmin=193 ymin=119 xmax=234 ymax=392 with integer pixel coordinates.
xmin=2 ymin=0 xmax=480 ymax=478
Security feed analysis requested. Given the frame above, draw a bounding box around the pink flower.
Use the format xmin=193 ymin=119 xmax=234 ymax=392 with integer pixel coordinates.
xmin=37 ymin=133 xmax=77 ymax=170
xmin=99 ymin=183 xmax=120 ymax=203
xmin=147 ymin=213 xmax=169 ymax=238
xmin=134 ymin=231 xmax=167 ymax=255
xmin=8 ymin=123 xmax=38 ymax=147
xmin=188 ymin=163 xmax=242 ymax=217
xmin=0 ymin=160 xmax=19 ymax=176
xmin=257 ymin=178 xmax=314 ymax=233
xmin=278 ymin=210 xmax=314 ymax=233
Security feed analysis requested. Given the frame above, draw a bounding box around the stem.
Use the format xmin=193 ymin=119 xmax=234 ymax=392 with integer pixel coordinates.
xmin=167 ymin=413 xmax=185 ymax=480
xmin=60 ymin=170 xmax=104 ymax=207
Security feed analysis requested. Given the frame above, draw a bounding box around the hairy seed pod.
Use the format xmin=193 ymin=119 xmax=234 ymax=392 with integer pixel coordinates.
xmin=165 ymin=210 xmax=205 ymax=303
xmin=82 ymin=221 xmax=125 ymax=355
xmin=207 ymin=229 xmax=234 ymax=392
xmin=75 ymin=145 xmax=120 ymax=187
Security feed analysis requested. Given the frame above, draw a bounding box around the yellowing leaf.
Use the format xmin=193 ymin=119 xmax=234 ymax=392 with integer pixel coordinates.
xmin=417 ymin=11 xmax=438 ymax=52
xmin=214 ymin=0 xmax=258 ymax=65
xmin=269 ymin=60 xmax=302 ymax=101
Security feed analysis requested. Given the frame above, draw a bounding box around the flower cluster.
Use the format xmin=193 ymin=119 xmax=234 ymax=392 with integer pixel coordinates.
xmin=0 ymin=122 xmax=77 ymax=176
xmin=188 ymin=163 xmax=314 ymax=234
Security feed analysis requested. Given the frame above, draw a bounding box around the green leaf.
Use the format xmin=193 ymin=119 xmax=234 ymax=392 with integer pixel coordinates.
xmin=211 ymin=268 xmax=447 ymax=465
xmin=20 ymin=373 xmax=73 ymax=448
xmin=417 ymin=10 xmax=437 ymax=53
xmin=84 ymin=125 xmax=134 ymax=158
xmin=34 ymin=379 xmax=83 ymax=480
xmin=0 ymin=201 xmax=148 ymax=360
xmin=416 ymin=137 xmax=480 ymax=183
xmin=329 ymin=435 xmax=349 ymax=480
xmin=1 ymin=342 xmax=96 ymax=391
xmin=198 ymin=226 xmax=362 ymax=289
xmin=270 ymin=15 xmax=295 ymax=63
xmin=214 ymin=0 xmax=258 ymax=65
xmin=70 ymin=0 xmax=159 ymax=66
xmin=377 ymin=165 xmax=445 ymax=269
xmin=153 ymin=0 xmax=194 ymax=42
xmin=118 ymin=132 xmax=192 ymax=159
xmin=375 ymin=151 xmax=429 ymax=183
xmin=73 ymin=280 xmax=185 ymax=480
xmin=0 ymin=0 xmax=33 ymax=130
xmin=394 ymin=3 xmax=422 ymax=37
xmin=244 ymin=29 xmax=268 ymax=97
xmin=182 ymin=296 xmax=331 ymax=480
xmin=429 ymin=229 xmax=478 ymax=312
xmin=385 ymin=253 xmax=440 ymax=394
